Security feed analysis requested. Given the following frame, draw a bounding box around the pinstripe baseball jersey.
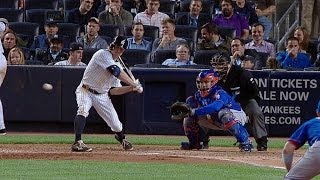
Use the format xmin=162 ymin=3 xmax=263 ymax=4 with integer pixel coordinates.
xmin=81 ymin=49 xmax=123 ymax=94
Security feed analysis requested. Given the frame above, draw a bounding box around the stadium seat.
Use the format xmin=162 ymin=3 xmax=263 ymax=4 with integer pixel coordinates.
xmin=9 ymin=22 xmax=39 ymax=37
xmin=217 ymin=26 xmax=236 ymax=39
xmin=63 ymin=0 xmax=81 ymax=10
xmin=0 ymin=0 xmax=19 ymax=9
xmin=174 ymin=25 xmax=198 ymax=44
xmin=100 ymin=24 xmax=121 ymax=39
xmin=124 ymin=25 xmax=159 ymax=41
xmin=180 ymin=0 xmax=214 ymax=14
xmin=121 ymin=49 xmax=151 ymax=66
xmin=82 ymin=48 xmax=100 ymax=64
xmin=257 ymin=52 xmax=270 ymax=69
xmin=152 ymin=50 xmax=176 ymax=64
xmin=25 ymin=9 xmax=48 ymax=34
xmin=56 ymin=23 xmax=80 ymax=42
xmin=25 ymin=60 xmax=44 ymax=65
xmin=159 ymin=0 xmax=176 ymax=18
xmin=24 ymin=0 xmax=59 ymax=10
xmin=46 ymin=10 xmax=64 ymax=23
xmin=0 ymin=9 xmax=24 ymax=22
xmin=100 ymin=36 xmax=113 ymax=45
xmin=193 ymin=50 xmax=220 ymax=65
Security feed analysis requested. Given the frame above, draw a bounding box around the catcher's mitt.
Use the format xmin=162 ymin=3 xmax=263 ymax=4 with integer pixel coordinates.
xmin=170 ymin=102 xmax=192 ymax=121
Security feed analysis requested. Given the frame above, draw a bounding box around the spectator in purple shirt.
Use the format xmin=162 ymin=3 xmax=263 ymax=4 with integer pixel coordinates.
xmin=245 ymin=23 xmax=275 ymax=57
xmin=212 ymin=0 xmax=250 ymax=40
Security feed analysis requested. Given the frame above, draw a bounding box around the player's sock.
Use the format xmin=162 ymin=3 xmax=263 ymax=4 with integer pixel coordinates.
xmin=74 ymin=115 xmax=86 ymax=142
xmin=115 ymin=131 xmax=125 ymax=141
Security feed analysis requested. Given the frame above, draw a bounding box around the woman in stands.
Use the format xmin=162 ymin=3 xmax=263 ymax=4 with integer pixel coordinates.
xmin=7 ymin=47 xmax=25 ymax=65
xmin=293 ymin=26 xmax=310 ymax=53
xmin=2 ymin=29 xmax=18 ymax=59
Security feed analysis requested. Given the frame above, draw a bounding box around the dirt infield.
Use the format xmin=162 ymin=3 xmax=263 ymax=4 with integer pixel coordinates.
xmin=0 ymin=143 xmax=305 ymax=169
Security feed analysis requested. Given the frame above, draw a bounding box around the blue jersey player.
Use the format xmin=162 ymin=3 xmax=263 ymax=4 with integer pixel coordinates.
xmin=181 ymin=69 xmax=253 ymax=152
xmin=282 ymin=99 xmax=320 ymax=179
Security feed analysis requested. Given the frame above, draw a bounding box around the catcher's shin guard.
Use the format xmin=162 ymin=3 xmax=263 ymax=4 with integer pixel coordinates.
xmin=218 ymin=109 xmax=251 ymax=146
xmin=182 ymin=117 xmax=202 ymax=149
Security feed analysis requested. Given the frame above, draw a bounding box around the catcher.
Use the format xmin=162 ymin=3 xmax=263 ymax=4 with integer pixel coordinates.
xmin=170 ymin=69 xmax=253 ymax=152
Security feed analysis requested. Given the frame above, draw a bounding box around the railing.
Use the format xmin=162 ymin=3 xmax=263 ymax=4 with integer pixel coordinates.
xmin=274 ymin=0 xmax=300 ymax=51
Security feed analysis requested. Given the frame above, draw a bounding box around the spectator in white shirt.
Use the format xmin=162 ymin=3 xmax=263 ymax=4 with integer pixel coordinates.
xmin=133 ymin=0 xmax=169 ymax=37
xmin=54 ymin=43 xmax=86 ymax=66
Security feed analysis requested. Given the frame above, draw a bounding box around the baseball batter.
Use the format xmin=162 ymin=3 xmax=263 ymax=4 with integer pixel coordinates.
xmin=181 ymin=70 xmax=253 ymax=152
xmin=0 ymin=20 xmax=8 ymax=135
xmin=282 ymin=99 xmax=320 ymax=179
xmin=71 ymin=36 xmax=143 ymax=152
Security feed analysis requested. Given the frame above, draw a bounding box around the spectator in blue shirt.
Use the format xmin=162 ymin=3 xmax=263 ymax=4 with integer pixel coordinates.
xmin=276 ymin=37 xmax=312 ymax=69
xmin=162 ymin=44 xmax=195 ymax=67
xmin=126 ymin=22 xmax=152 ymax=51
xmin=31 ymin=21 xmax=59 ymax=50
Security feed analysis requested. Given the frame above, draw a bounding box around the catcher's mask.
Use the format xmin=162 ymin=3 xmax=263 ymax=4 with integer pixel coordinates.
xmin=210 ymin=53 xmax=231 ymax=77
xmin=196 ymin=70 xmax=219 ymax=97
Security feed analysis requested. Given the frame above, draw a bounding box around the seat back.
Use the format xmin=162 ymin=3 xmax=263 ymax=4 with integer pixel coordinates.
xmin=9 ymin=22 xmax=39 ymax=35
xmin=153 ymin=50 xmax=176 ymax=64
xmin=159 ymin=0 xmax=175 ymax=18
xmin=63 ymin=0 xmax=81 ymax=10
xmin=121 ymin=49 xmax=151 ymax=66
xmin=256 ymin=52 xmax=270 ymax=69
xmin=82 ymin=48 xmax=100 ymax=64
xmin=57 ymin=23 xmax=80 ymax=42
xmin=0 ymin=9 xmax=24 ymax=22
xmin=175 ymin=25 xmax=198 ymax=44
xmin=0 ymin=0 xmax=19 ymax=9
xmin=193 ymin=50 xmax=220 ymax=65
xmin=24 ymin=0 xmax=59 ymax=10
xmin=217 ymin=26 xmax=236 ymax=39
xmin=100 ymin=24 xmax=121 ymax=39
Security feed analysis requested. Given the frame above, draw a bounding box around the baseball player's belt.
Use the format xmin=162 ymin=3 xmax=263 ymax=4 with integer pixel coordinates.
xmin=82 ymin=84 xmax=101 ymax=94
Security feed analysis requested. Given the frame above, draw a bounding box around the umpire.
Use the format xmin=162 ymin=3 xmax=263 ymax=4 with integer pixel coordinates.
xmin=210 ymin=38 xmax=268 ymax=151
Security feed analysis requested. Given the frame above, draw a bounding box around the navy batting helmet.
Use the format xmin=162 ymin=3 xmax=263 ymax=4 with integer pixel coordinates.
xmin=196 ymin=69 xmax=219 ymax=97
xmin=110 ymin=36 xmax=128 ymax=50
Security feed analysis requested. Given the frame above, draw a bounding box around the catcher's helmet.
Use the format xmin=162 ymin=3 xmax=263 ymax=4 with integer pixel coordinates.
xmin=110 ymin=36 xmax=128 ymax=50
xmin=196 ymin=69 xmax=219 ymax=97
xmin=210 ymin=53 xmax=231 ymax=78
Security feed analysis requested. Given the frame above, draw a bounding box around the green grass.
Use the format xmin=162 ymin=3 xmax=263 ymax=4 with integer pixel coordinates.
xmin=0 ymin=134 xmax=313 ymax=180
xmin=0 ymin=159 xmax=285 ymax=180
xmin=0 ymin=134 xmax=289 ymax=149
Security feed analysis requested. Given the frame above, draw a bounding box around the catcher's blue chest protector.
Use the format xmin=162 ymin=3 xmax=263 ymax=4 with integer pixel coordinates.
xmin=186 ymin=86 xmax=251 ymax=145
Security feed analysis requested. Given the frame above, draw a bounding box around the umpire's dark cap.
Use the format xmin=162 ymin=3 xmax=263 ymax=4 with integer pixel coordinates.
xmin=50 ymin=35 xmax=63 ymax=44
xmin=111 ymin=36 xmax=128 ymax=49
xmin=69 ymin=42 xmax=84 ymax=51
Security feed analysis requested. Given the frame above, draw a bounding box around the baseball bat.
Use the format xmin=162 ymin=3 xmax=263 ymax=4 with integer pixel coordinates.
xmin=118 ymin=56 xmax=136 ymax=81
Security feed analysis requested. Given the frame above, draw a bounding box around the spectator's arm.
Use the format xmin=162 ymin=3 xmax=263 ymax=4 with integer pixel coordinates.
xmin=114 ymin=10 xmax=133 ymax=26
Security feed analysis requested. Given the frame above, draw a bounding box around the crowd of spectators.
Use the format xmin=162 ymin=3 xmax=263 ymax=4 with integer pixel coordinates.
xmin=0 ymin=0 xmax=319 ymax=70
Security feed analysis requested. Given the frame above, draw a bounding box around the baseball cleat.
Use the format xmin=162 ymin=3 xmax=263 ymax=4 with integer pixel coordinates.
xmin=239 ymin=143 xmax=254 ymax=152
xmin=0 ymin=129 xmax=6 ymax=135
xmin=180 ymin=142 xmax=205 ymax=150
xmin=71 ymin=140 xmax=93 ymax=152
xmin=121 ymin=138 xmax=133 ymax=151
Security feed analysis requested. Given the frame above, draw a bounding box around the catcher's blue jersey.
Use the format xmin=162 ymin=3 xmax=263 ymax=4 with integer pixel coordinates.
xmin=193 ymin=86 xmax=242 ymax=116
xmin=289 ymin=117 xmax=320 ymax=149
